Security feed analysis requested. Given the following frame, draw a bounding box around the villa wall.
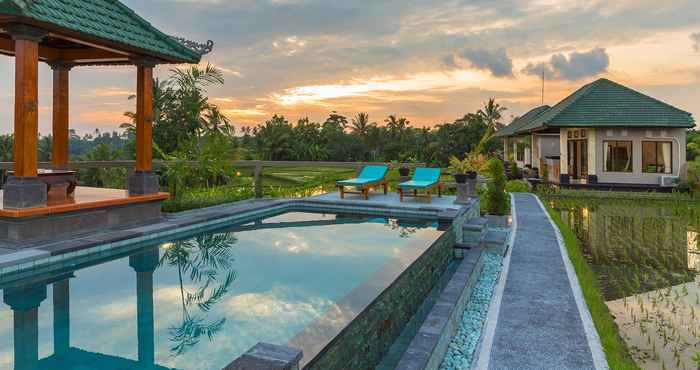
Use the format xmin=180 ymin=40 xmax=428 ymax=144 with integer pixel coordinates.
xmin=559 ymin=127 xmax=687 ymax=185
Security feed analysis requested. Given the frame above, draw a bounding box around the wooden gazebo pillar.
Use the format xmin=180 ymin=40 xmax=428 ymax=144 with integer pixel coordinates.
xmin=3 ymin=25 xmax=48 ymax=209
xmin=50 ymin=61 xmax=73 ymax=170
xmin=128 ymin=58 xmax=159 ymax=196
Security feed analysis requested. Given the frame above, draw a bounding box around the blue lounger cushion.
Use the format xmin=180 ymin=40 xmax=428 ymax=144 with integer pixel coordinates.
xmin=398 ymin=168 xmax=441 ymax=189
xmin=337 ymin=165 xmax=388 ymax=186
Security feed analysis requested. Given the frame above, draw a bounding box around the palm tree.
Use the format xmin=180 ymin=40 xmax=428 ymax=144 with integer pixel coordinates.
xmin=478 ymin=98 xmax=507 ymax=130
xmin=474 ymin=98 xmax=507 ymax=154
xmin=160 ymin=232 xmax=238 ymax=356
xmin=350 ymin=112 xmax=373 ymax=137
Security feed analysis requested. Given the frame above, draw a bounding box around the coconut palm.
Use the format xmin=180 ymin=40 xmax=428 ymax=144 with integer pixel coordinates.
xmin=160 ymin=232 xmax=238 ymax=356
xmin=350 ymin=112 xmax=374 ymax=137
xmin=478 ymin=98 xmax=507 ymax=130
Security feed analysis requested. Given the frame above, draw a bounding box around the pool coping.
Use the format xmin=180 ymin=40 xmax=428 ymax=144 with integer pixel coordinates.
xmin=394 ymin=245 xmax=486 ymax=370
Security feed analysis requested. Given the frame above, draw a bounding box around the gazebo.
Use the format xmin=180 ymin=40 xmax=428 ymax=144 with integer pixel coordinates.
xmin=0 ymin=0 xmax=210 ymax=241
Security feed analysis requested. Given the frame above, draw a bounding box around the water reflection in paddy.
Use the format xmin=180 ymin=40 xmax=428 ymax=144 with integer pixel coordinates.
xmin=548 ymin=197 xmax=700 ymax=370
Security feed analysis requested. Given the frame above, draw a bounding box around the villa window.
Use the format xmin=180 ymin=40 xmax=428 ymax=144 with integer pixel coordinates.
xmin=642 ymin=141 xmax=672 ymax=174
xmin=603 ymin=141 xmax=632 ymax=172
xmin=516 ymin=143 xmax=525 ymax=161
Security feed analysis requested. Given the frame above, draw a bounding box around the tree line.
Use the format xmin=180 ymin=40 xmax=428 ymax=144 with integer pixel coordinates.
xmin=0 ymin=65 xmax=508 ymax=167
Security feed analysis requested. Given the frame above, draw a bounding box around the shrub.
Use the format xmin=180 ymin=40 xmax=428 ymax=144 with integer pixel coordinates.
xmin=687 ymin=158 xmax=700 ymax=194
xmin=482 ymin=158 xmax=508 ymax=215
xmin=505 ymin=179 xmax=531 ymax=193
xmin=508 ymin=161 xmax=520 ymax=180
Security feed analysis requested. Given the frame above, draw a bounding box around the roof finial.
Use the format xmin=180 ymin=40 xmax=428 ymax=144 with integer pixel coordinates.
xmin=174 ymin=37 xmax=214 ymax=56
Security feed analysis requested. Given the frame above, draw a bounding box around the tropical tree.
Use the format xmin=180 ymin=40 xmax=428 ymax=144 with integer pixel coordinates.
xmin=0 ymin=134 xmax=12 ymax=161
xmin=478 ymin=98 xmax=507 ymax=130
xmin=159 ymin=232 xmax=238 ymax=356
xmin=350 ymin=112 xmax=374 ymax=137
xmin=254 ymin=115 xmax=295 ymax=160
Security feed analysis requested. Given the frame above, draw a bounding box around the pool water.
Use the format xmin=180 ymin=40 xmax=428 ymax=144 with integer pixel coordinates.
xmin=0 ymin=211 xmax=442 ymax=370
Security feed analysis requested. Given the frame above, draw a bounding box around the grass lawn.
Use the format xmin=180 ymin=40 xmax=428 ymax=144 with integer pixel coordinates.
xmin=548 ymin=188 xmax=696 ymax=202
xmin=545 ymin=205 xmax=640 ymax=370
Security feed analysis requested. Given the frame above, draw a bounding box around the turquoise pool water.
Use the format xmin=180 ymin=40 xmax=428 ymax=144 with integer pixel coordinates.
xmin=0 ymin=211 xmax=442 ymax=370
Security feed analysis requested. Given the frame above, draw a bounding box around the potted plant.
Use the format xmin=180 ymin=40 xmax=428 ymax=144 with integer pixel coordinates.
xmin=398 ymin=164 xmax=411 ymax=177
xmin=398 ymin=156 xmax=416 ymax=176
xmin=449 ymin=156 xmax=469 ymax=183
xmin=464 ymin=152 xmax=486 ymax=179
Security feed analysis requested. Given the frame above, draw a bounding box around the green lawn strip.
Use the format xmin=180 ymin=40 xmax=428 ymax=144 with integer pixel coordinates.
xmin=162 ymin=185 xmax=254 ymax=212
xmin=545 ymin=206 xmax=641 ymax=370
xmin=550 ymin=189 xmax=697 ymax=202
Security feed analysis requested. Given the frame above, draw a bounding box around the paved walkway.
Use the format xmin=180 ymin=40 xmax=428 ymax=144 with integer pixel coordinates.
xmin=483 ymin=193 xmax=605 ymax=370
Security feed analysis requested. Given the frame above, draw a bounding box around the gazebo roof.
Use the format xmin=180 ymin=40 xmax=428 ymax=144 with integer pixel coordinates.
xmin=0 ymin=0 xmax=208 ymax=64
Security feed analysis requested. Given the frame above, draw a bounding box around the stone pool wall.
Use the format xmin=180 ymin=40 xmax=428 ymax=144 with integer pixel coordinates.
xmin=304 ymin=202 xmax=478 ymax=370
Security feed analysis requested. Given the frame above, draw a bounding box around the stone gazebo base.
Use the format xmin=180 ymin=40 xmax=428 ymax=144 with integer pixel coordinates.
xmin=0 ymin=187 xmax=168 ymax=244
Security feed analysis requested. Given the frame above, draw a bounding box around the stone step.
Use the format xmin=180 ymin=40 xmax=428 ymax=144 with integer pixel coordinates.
xmin=483 ymin=229 xmax=510 ymax=256
xmin=462 ymin=217 xmax=488 ymax=232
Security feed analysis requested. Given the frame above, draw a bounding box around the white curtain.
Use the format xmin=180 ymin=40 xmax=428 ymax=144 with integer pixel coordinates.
xmin=662 ymin=142 xmax=672 ymax=174
xmin=603 ymin=142 xmax=610 ymax=171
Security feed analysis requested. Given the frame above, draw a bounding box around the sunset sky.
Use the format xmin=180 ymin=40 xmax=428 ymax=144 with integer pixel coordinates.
xmin=1 ymin=0 xmax=699 ymax=134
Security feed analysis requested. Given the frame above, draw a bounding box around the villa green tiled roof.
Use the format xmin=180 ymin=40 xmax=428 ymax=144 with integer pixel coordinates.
xmin=0 ymin=0 xmax=203 ymax=63
xmin=500 ymin=78 xmax=695 ymax=137
xmin=494 ymin=105 xmax=550 ymax=138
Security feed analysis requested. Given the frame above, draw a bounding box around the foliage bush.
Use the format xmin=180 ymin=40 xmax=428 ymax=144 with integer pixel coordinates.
xmin=505 ymin=179 xmax=532 ymax=193
xmin=482 ymin=158 xmax=508 ymax=215
xmin=687 ymin=157 xmax=700 ymax=194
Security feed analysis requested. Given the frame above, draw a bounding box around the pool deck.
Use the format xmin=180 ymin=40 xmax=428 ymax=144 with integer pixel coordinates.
xmin=308 ymin=192 xmax=462 ymax=212
xmin=477 ymin=193 xmax=607 ymax=370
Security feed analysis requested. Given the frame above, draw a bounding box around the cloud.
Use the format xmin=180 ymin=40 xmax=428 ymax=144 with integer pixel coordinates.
xmin=692 ymin=32 xmax=700 ymax=52
xmin=523 ymin=48 xmax=610 ymax=80
xmin=455 ymin=48 xmax=514 ymax=77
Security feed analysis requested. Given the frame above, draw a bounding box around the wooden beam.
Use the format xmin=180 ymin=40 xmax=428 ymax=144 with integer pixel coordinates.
xmin=13 ymin=38 xmax=40 ymax=177
xmin=135 ymin=64 xmax=154 ymax=172
xmin=51 ymin=63 xmax=71 ymax=169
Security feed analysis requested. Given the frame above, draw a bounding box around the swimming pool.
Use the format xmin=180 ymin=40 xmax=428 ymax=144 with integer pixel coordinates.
xmin=0 ymin=210 xmax=449 ymax=370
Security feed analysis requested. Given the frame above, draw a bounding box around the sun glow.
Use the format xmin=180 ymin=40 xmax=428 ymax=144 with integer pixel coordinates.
xmin=270 ymin=70 xmax=489 ymax=106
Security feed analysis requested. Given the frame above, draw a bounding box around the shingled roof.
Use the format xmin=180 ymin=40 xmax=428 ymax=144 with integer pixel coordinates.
xmin=499 ymin=78 xmax=695 ymax=137
xmin=0 ymin=0 xmax=204 ymax=63
xmin=494 ymin=105 xmax=550 ymax=138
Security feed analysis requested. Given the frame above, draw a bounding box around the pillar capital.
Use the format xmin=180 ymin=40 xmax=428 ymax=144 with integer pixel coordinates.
xmin=130 ymin=56 xmax=159 ymax=68
xmin=5 ymin=24 xmax=48 ymax=42
xmin=3 ymin=283 xmax=47 ymax=311
xmin=129 ymin=247 xmax=160 ymax=273
xmin=48 ymin=60 xmax=75 ymax=71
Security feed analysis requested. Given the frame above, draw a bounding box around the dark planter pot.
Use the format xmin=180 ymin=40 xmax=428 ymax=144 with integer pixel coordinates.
xmin=466 ymin=171 xmax=477 ymax=179
xmin=398 ymin=167 xmax=410 ymax=176
xmin=454 ymin=173 xmax=468 ymax=184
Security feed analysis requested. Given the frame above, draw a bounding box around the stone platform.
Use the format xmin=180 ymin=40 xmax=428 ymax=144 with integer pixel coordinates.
xmin=0 ymin=187 xmax=168 ymax=244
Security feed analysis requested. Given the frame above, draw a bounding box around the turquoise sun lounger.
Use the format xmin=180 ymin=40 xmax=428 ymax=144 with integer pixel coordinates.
xmin=336 ymin=165 xmax=389 ymax=200
xmin=397 ymin=167 xmax=443 ymax=203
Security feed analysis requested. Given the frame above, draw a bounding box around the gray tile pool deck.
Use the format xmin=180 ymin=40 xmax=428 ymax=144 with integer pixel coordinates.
xmin=480 ymin=193 xmax=607 ymax=370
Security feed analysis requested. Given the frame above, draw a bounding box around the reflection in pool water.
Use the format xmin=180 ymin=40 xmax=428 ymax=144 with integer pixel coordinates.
xmin=0 ymin=211 xmax=441 ymax=370
xmin=548 ymin=197 xmax=700 ymax=370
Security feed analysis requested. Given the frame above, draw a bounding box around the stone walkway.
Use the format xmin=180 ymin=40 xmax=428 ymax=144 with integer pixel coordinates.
xmin=482 ymin=193 xmax=606 ymax=370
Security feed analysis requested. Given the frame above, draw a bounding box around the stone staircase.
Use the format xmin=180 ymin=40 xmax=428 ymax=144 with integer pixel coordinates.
xmin=456 ymin=217 xmax=509 ymax=257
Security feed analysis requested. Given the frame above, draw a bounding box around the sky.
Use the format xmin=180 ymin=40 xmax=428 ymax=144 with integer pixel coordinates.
xmin=1 ymin=0 xmax=700 ymax=134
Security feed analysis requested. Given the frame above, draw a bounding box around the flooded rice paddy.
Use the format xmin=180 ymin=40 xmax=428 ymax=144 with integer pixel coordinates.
xmin=547 ymin=196 xmax=700 ymax=370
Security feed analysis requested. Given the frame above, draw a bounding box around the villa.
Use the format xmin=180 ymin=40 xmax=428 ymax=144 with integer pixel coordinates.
xmin=495 ymin=78 xmax=696 ymax=189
